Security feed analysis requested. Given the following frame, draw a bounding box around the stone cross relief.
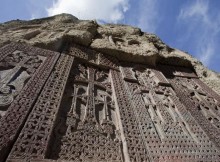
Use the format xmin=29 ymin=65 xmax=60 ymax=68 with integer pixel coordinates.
xmin=182 ymin=78 xmax=220 ymax=129
xmin=54 ymin=63 xmax=123 ymax=161
xmin=67 ymin=64 xmax=117 ymax=138
xmin=0 ymin=50 xmax=45 ymax=118
xmin=134 ymin=68 xmax=195 ymax=141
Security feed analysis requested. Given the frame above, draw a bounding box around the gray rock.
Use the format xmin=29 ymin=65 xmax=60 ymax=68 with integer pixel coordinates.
xmin=0 ymin=13 xmax=219 ymax=94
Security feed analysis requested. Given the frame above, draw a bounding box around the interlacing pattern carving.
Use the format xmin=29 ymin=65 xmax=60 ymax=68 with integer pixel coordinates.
xmin=0 ymin=43 xmax=59 ymax=162
xmin=8 ymin=54 xmax=73 ymax=160
xmin=111 ymin=69 xmax=150 ymax=162
xmin=1 ymin=43 xmax=220 ymax=162
xmin=49 ymin=61 xmax=123 ymax=162
xmin=120 ymin=64 xmax=220 ymax=161
xmin=168 ymin=76 xmax=220 ymax=150
xmin=0 ymin=50 xmax=45 ymax=117
xmin=68 ymin=44 xmax=119 ymax=70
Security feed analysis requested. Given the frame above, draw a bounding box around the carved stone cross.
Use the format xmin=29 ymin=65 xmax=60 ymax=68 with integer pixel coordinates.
xmin=0 ymin=50 xmax=46 ymax=118
xmin=95 ymin=91 xmax=116 ymax=137
xmin=69 ymin=65 xmax=114 ymax=133
xmin=0 ymin=51 xmax=33 ymax=117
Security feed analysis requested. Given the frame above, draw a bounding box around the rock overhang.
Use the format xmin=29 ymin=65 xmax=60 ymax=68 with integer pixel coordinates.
xmin=0 ymin=13 xmax=219 ymax=94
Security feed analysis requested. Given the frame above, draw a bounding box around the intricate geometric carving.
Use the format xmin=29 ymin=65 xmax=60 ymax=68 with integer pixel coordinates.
xmin=0 ymin=43 xmax=59 ymax=162
xmin=111 ymin=69 xmax=150 ymax=162
xmin=7 ymin=54 xmax=73 ymax=161
xmin=68 ymin=44 xmax=119 ymax=70
xmin=68 ymin=44 xmax=98 ymax=64
xmin=99 ymin=53 xmax=119 ymax=70
xmin=3 ymin=44 xmax=220 ymax=162
xmin=47 ymin=61 xmax=123 ymax=161
xmin=0 ymin=50 xmax=45 ymax=117
xmin=120 ymin=64 xmax=220 ymax=161
xmin=168 ymin=76 xmax=220 ymax=150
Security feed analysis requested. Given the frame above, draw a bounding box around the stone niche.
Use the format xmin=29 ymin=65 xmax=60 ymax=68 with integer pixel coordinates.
xmin=0 ymin=43 xmax=220 ymax=162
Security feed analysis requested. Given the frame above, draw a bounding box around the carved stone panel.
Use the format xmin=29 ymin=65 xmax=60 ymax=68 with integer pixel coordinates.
xmin=168 ymin=76 xmax=220 ymax=149
xmin=120 ymin=64 xmax=220 ymax=161
xmin=3 ymin=44 xmax=220 ymax=162
xmin=0 ymin=43 xmax=59 ymax=162
xmin=44 ymin=61 xmax=123 ymax=162
xmin=159 ymin=65 xmax=220 ymax=150
xmin=7 ymin=44 xmax=125 ymax=162
xmin=0 ymin=49 xmax=45 ymax=117
xmin=111 ymin=67 xmax=150 ymax=162
xmin=68 ymin=44 xmax=119 ymax=70
xmin=7 ymin=54 xmax=74 ymax=161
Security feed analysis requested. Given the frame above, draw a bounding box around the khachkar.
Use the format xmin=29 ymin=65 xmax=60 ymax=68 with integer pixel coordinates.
xmin=0 ymin=42 xmax=220 ymax=162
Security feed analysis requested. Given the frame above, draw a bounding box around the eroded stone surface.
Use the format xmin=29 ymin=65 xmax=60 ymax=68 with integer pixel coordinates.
xmin=2 ymin=43 xmax=220 ymax=162
xmin=1 ymin=14 xmax=219 ymax=96
xmin=0 ymin=43 xmax=59 ymax=161
xmin=1 ymin=14 xmax=220 ymax=162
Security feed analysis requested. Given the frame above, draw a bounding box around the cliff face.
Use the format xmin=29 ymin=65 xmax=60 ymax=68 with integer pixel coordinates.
xmin=0 ymin=13 xmax=219 ymax=94
xmin=1 ymin=14 xmax=220 ymax=162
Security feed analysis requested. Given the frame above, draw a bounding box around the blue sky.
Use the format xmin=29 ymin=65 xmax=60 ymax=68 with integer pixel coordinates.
xmin=0 ymin=0 xmax=219 ymax=72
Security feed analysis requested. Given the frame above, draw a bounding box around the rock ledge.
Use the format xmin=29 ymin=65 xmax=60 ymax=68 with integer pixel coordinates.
xmin=0 ymin=13 xmax=219 ymax=94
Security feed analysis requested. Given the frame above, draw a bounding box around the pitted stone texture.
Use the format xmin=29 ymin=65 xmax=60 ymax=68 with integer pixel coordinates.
xmin=1 ymin=43 xmax=220 ymax=162
xmin=0 ymin=14 xmax=97 ymax=50
xmin=0 ymin=43 xmax=59 ymax=162
xmin=0 ymin=13 xmax=219 ymax=95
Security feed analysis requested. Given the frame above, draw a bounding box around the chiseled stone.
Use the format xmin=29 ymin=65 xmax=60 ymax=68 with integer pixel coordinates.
xmin=0 ymin=14 xmax=220 ymax=162
xmin=0 ymin=13 xmax=219 ymax=95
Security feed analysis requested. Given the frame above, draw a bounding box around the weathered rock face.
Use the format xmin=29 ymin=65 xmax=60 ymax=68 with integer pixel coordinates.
xmin=0 ymin=14 xmax=219 ymax=95
xmin=1 ymin=14 xmax=220 ymax=162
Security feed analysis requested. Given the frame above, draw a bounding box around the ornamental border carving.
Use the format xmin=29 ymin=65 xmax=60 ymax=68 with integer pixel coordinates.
xmin=0 ymin=43 xmax=59 ymax=162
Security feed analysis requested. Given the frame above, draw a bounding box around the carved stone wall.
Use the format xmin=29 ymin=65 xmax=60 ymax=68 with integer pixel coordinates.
xmin=0 ymin=43 xmax=59 ymax=161
xmin=120 ymin=64 xmax=220 ymax=161
xmin=0 ymin=43 xmax=220 ymax=162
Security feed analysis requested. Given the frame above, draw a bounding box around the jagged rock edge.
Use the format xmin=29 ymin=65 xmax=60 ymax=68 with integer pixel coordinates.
xmin=0 ymin=13 xmax=219 ymax=95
